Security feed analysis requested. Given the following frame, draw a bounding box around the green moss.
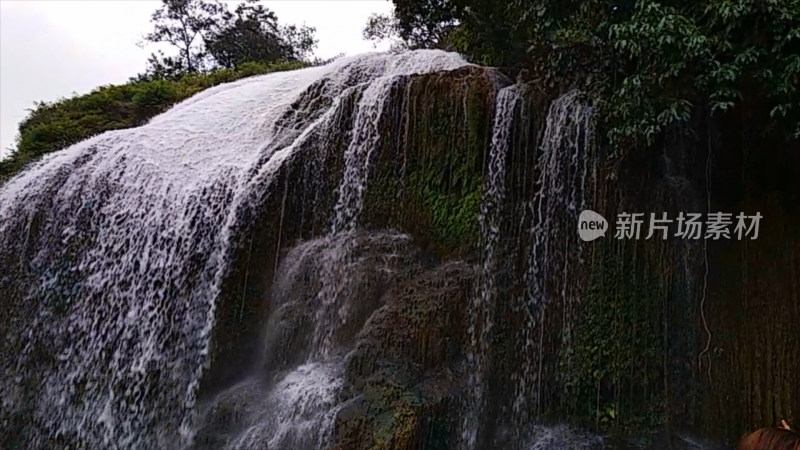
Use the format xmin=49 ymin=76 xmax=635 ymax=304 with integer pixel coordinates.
xmin=371 ymin=390 xmax=422 ymax=449
xmin=418 ymin=176 xmax=481 ymax=249
xmin=562 ymin=239 xmax=668 ymax=434
xmin=362 ymin=69 xmax=493 ymax=257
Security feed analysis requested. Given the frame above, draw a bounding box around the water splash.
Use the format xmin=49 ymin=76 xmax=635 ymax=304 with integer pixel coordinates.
xmin=520 ymin=424 xmax=603 ymax=450
xmin=195 ymin=362 xmax=343 ymax=450
xmin=0 ymin=50 xmax=467 ymax=449
xmin=267 ymin=232 xmax=418 ymax=362
xmin=231 ymin=362 xmax=343 ymax=450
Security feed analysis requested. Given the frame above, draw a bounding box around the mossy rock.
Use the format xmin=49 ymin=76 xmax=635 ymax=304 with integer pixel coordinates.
xmin=334 ymin=261 xmax=476 ymax=449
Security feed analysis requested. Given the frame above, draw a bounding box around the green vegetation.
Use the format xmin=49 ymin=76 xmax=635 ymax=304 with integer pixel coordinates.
xmin=403 ymin=78 xmax=489 ymax=253
xmin=362 ymin=71 xmax=492 ymax=257
xmin=366 ymin=0 xmax=800 ymax=149
xmin=141 ymin=0 xmax=316 ymax=76
xmin=561 ymin=240 xmax=667 ymax=434
xmin=0 ymin=61 xmax=305 ymax=184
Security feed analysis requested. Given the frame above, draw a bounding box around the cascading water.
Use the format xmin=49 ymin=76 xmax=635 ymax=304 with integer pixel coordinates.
xmin=461 ymin=84 xmax=521 ymax=448
xmin=461 ymin=88 xmax=600 ymax=449
xmin=330 ymin=79 xmax=404 ymax=233
xmin=1 ymin=46 xmax=621 ymax=449
xmin=0 ymin=50 xmax=468 ymax=449
xmin=192 ymin=231 xmax=421 ymax=449
xmin=513 ymin=90 xmax=595 ymax=424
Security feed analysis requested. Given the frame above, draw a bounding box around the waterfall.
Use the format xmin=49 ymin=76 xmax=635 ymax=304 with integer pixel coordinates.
xmin=329 ymin=78 xmax=404 ymax=233
xmin=195 ymin=361 xmax=343 ymax=450
xmin=461 ymin=85 xmax=521 ymax=448
xmin=513 ymin=90 xmax=595 ymax=423
xmin=192 ymin=231 xmax=420 ymax=448
xmin=0 ymin=50 xmax=467 ymax=449
xmin=0 ymin=49 xmax=620 ymax=449
xmin=459 ymin=87 xmax=598 ymax=450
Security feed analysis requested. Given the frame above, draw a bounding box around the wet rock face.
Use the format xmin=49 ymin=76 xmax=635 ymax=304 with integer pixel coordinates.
xmin=192 ymin=231 xmax=445 ymax=448
xmin=189 ymin=64 xmax=509 ymax=449
xmin=336 ymin=261 xmax=476 ymax=450
xmin=263 ymin=232 xmax=427 ymax=368
xmin=193 ymin=230 xmax=480 ymax=449
xmin=200 ymin=64 xmax=501 ymax=398
xmin=347 ymin=261 xmax=474 ymax=379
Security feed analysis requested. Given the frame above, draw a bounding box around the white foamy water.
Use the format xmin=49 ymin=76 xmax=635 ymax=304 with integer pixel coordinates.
xmin=522 ymin=424 xmax=603 ymax=449
xmin=219 ymin=362 xmax=344 ymax=450
xmin=0 ymin=50 xmax=467 ymax=449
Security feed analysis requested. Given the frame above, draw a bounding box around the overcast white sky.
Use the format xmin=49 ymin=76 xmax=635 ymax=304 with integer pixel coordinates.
xmin=0 ymin=0 xmax=393 ymax=159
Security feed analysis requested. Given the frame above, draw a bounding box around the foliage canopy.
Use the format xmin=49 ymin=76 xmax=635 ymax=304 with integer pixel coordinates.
xmin=366 ymin=0 xmax=800 ymax=149
xmin=141 ymin=0 xmax=317 ymax=77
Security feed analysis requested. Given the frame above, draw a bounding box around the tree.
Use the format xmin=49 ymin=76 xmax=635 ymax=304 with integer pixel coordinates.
xmin=371 ymin=0 xmax=800 ymax=146
xmin=142 ymin=0 xmax=317 ymax=76
xmin=142 ymin=0 xmax=225 ymax=73
xmin=279 ymin=23 xmax=317 ymax=60
xmin=363 ymin=0 xmax=457 ymax=50
xmin=139 ymin=51 xmax=189 ymax=81
xmin=204 ymin=0 xmax=317 ymax=69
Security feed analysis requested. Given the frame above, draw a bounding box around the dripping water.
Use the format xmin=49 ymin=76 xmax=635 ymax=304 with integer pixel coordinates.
xmin=513 ymin=90 xmax=595 ymax=425
xmin=461 ymin=84 xmax=521 ymax=448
